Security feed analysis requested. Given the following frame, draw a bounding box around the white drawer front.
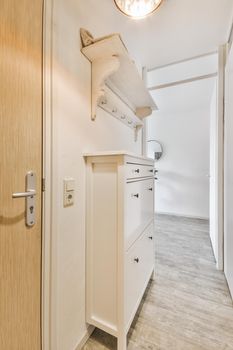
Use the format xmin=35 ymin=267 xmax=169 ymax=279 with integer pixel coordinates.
xmin=142 ymin=223 xmax=155 ymax=280
xmin=125 ymin=223 xmax=154 ymax=329
xmin=125 ymin=179 xmax=154 ymax=249
xmin=126 ymin=163 xmax=154 ymax=180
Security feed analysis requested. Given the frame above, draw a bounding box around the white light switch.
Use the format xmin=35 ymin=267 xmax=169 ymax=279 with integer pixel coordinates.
xmin=64 ymin=178 xmax=75 ymax=207
xmin=65 ymin=179 xmax=75 ymax=192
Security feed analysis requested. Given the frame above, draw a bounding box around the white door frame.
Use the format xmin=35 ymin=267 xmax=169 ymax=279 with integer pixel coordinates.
xmin=224 ymin=41 xmax=233 ymax=298
xmin=42 ymin=0 xmax=54 ymax=349
xmin=214 ymin=45 xmax=226 ymax=271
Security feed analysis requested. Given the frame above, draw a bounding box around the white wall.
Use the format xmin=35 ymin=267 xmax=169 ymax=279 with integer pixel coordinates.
xmin=146 ymin=108 xmax=210 ymax=219
xmin=50 ymin=1 xmax=142 ymax=349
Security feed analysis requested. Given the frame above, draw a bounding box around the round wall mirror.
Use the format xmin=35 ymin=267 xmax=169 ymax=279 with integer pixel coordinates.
xmin=147 ymin=140 xmax=163 ymax=161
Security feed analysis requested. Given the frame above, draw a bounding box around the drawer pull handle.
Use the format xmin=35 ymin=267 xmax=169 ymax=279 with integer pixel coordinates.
xmin=134 ymin=257 xmax=139 ymax=263
xmin=154 ymin=177 xmax=158 ymax=180
xmin=149 ymin=169 xmax=154 ymax=173
xmin=148 ymin=187 xmax=153 ymax=191
xmin=132 ymin=193 xmax=139 ymax=198
xmin=149 ymin=236 xmax=153 ymax=240
xmin=134 ymin=169 xmax=140 ymax=173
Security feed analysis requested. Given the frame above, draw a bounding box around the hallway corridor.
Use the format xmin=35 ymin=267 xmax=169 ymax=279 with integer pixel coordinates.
xmin=83 ymin=215 xmax=233 ymax=350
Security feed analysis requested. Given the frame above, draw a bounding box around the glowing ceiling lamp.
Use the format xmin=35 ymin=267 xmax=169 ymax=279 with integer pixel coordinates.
xmin=114 ymin=0 xmax=163 ymax=19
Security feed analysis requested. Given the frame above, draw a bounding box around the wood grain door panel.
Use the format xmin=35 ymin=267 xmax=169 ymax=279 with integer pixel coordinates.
xmin=0 ymin=1 xmax=43 ymax=349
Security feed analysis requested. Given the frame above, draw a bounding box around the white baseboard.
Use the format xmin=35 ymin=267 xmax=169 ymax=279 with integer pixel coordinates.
xmin=74 ymin=325 xmax=95 ymax=350
xmin=155 ymin=211 xmax=209 ymax=221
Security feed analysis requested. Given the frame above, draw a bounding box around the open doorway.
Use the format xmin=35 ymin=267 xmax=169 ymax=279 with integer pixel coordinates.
xmin=144 ymin=51 xmax=224 ymax=268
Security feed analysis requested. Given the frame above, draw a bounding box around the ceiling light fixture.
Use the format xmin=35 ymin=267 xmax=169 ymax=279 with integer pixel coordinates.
xmin=114 ymin=0 xmax=163 ymax=19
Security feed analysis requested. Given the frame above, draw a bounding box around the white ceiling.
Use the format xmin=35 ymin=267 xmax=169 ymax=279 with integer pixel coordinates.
xmin=147 ymin=53 xmax=218 ymax=87
xmin=147 ymin=53 xmax=217 ymax=113
xmin=79 ymin=0 xmax=233 ymax=69
xmin=149 ymin=76 xmax=216 ymax=113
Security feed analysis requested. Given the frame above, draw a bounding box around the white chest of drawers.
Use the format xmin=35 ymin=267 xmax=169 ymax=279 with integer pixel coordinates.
xmin=85 ymin=152 xmax=155 ymax=350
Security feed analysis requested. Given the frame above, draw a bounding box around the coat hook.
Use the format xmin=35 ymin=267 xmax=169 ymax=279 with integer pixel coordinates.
xmin=101 ymin=98 xmax=107 ymax=105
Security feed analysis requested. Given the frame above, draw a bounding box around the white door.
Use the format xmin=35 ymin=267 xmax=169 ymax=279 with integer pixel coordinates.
xmin=224 ymin=43 xmax=233 ymax=298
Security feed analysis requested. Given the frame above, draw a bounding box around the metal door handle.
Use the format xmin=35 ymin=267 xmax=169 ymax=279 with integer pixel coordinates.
xmin=12 ymin=190 xmax=36 ymax=198
xmin=12 ymin=171 xmax=36 ymax=227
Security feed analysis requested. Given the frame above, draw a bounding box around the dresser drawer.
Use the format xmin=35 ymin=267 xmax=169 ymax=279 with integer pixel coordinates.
xmin=126 ymin=163 xmax=154 ymax=180
xmin=125 ymin=178 xmax=154 ymax=249
xmin=125 ymin=223 xmax=154 ymax=329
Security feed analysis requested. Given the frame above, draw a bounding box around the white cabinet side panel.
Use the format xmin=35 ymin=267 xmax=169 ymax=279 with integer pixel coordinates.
xmin=88 ymin=162 xmax=118 ymax=329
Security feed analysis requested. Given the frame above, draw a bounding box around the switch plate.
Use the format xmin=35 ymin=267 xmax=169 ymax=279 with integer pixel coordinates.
xmin=64 ymin=178 xmax=75 ymax=207
xmin=65 ymin=179 xmax=75 ymax=192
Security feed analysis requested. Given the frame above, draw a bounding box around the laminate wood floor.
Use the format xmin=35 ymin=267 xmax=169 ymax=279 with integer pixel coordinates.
xmin=83 ymin=214 xmax=233 ymax=350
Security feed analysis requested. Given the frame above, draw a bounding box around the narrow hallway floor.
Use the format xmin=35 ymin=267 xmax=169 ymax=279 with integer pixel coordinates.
xmin=83 ymin=214 xmax=233 ymax=349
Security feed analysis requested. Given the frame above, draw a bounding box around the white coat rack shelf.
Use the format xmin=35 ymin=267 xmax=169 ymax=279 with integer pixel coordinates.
xmin=80 ymin=30 xmax=158 ymax=140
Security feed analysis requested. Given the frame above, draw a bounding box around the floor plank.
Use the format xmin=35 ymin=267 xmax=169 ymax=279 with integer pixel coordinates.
xmin=83 ymin=214 xmax=233 ymax=349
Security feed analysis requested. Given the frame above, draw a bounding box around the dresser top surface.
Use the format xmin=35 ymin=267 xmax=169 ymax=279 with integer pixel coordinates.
xmin=83 ymin=151 xmax=154 ymax=163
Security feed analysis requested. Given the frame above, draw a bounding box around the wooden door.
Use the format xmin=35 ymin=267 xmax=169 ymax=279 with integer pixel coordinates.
xmin=0 ymin=1 xmax=43 ymax=349
xmin=224 ymin=44 xmax=233 ymax=299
